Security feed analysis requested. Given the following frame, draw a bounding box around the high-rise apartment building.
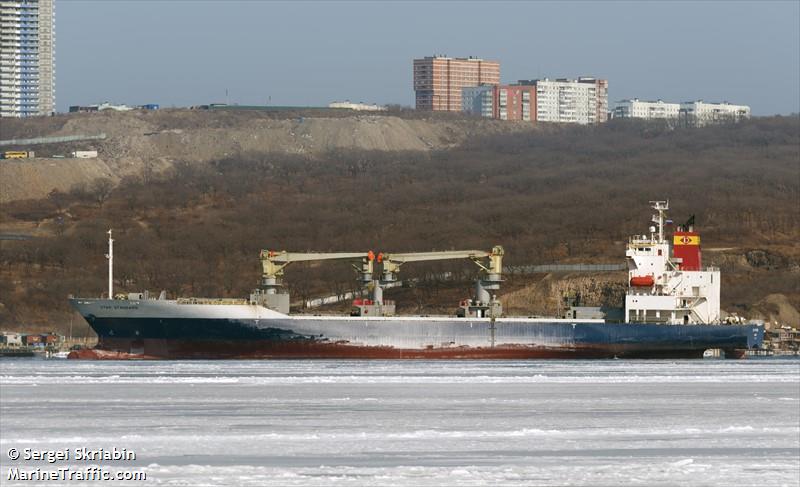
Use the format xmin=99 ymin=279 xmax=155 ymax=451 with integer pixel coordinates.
xmin=1 ymin=0 xmax=55 ymax=118
xmin=462 ymin=84 xmax=537 ymax=122
xmin=413 ymin=55 xmax=499 ymax=111
xmin=466 ymin=78 xmax=606 ymax=124
xmin=533 ymin=77 xmax=608 ymax=125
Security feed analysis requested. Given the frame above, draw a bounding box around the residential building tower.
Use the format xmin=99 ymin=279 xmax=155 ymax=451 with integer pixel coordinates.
xmin=413 ymin=55 xmax=499 ymax=111
xmin=533 ymin=77 xmax=607 ymax=125
xmin=0 ymin=0 xmax=55 ymax=117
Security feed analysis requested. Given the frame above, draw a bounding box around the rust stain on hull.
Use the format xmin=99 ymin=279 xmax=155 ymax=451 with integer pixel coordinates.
xmin=69 ymin=338 xmax=713 ymax=360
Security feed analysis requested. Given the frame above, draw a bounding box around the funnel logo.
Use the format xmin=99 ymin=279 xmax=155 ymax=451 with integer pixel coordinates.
xmin=673 ymin=235 xmax=700 ymax=246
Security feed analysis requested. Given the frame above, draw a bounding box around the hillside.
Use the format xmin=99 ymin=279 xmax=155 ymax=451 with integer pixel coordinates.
xmin=1 ymin=112 xmax=798 ymax=335
xmin=0 ymin=109 xmax=535 ymax=202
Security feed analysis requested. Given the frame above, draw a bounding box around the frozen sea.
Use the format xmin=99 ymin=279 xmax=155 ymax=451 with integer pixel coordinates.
xmin=1 ymin=359 xmax=799 ymax=486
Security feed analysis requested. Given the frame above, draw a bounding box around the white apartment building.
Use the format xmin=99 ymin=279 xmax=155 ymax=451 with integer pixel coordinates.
xmin=680 ymin=100 xmax=751 ymax=126
xmin=0 ymin=0 xmax=55 ymax=117
xmin=534 ymin=77 xmax=607 ymax=125
xmin=462 ymin=85 xmax=494 ymax=118
xmin=613 ymin=99 xmax=680 ymax=120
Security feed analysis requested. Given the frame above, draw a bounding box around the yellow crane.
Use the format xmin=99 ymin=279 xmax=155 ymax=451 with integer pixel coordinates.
xmin=253 ymin=250 xmax=375 ymax=313
xmin=379 ymin=246 xmax=504 ymax=284
xmin=253 ymin=246 xmax=506 ymax=318
xmin=372 ymin=246 xmax=505 ymax=318
xmin=259 ymin=249 xmax=375 ymax=290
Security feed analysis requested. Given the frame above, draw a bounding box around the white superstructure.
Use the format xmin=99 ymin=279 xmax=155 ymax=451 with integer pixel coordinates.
xmin=0 ymin=0 xmax=55 ymax=117
xmin=625 ymin=201 xmax=721 ymax=325
xmin=614 ymin=99 xmax=680 ymax=120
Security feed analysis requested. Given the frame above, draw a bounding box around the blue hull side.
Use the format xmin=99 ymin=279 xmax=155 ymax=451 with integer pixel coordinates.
xmin=79 ymin=315 xmax=764 ymax=359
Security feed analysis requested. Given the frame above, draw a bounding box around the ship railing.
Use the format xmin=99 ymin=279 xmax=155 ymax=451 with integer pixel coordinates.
xmin=177 ymin=297 xmax=249 ymax=305
xmin=627 ymin=291 xmax=704 ymax=304
xmin=628 ymin=237 xmax=655 ymax=245
xmin=627 ymin=316 xmax=671 ymax=324
xmin=507 ymin=263 xmax=626 ymax=274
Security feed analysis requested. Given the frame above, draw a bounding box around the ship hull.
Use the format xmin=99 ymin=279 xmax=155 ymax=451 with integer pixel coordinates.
xmin=69 ymin=299 xmax=764 ymax=360
xmin=73 ymin=336 xmax=721 ymax=360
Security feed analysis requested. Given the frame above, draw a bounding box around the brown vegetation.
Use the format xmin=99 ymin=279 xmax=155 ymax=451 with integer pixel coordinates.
xmin=1 ymin=115 xmax=798 ymax=334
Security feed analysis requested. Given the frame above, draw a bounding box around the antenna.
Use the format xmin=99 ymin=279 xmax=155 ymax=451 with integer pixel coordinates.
xmin=649 ymin=200 xmax=669 ymax=243
xmin=105 ymin=230 xmax=114 ymax=299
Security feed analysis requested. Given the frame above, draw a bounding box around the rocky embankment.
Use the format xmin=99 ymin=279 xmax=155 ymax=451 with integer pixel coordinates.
xmin=502 ymin=273 xmax=627 ymax=317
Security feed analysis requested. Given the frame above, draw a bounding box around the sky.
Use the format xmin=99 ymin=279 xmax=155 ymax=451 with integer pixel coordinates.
xmin=56 ymin=1 xmax=800 ymax=115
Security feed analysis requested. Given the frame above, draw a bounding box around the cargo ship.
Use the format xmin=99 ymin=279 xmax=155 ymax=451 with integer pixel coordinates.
xmin=69 ymin=201 xmax=764 ymax=359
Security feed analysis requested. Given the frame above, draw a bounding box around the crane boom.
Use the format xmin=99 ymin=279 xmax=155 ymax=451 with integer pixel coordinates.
xmin=261 ymin=250 xmax=371 ymax=273
xmin=367 ymin=245 xmax=505 ymax=318
xmin=263 ymin=251 xmax=371 ymax=263
xmin=254 ymin=246 xmax=506 ymax=318
xmin=381 ymin=250 xmax=488 ymax=262
xmin=381 ymin=250 xmax=488 ymax=271
xmin=380 ymin=246 xmax=504 ymax=282
xmin=259 ymin=250 xmax=375 ymax=290
xmin=252 ymin=250 xmax=375 ymax=314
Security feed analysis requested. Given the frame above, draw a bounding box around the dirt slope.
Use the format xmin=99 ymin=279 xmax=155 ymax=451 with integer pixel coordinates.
xmin=1 ymin=109 xmax=535 ymax=202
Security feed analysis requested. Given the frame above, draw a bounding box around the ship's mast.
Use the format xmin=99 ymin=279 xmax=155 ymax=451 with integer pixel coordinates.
xmin=106 ymin=229 xmax=113 ymax=299
xmin=650 ymin=200 xmax=669 ymax=243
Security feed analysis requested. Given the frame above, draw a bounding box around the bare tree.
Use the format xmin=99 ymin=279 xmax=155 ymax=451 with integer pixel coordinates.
xmin=90 ymin=178 xmax=114 ymax=207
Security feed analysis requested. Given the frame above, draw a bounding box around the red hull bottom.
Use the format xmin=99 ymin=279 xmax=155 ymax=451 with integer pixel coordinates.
xmin=66 ymin=338 xmax=727 ymax=360
xmin=67 ymin=349 xmax=160 ymax=360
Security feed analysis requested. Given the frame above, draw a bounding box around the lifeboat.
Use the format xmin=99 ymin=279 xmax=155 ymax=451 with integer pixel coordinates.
xmin=630 ymin=275 xmax=655 ymax=287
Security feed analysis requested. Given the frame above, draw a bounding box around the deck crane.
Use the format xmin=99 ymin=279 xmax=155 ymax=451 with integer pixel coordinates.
xmin=251 ymin=250 xmax=376 ymax=314
xmin=353 ymin=246 xmax=505 ymax=318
